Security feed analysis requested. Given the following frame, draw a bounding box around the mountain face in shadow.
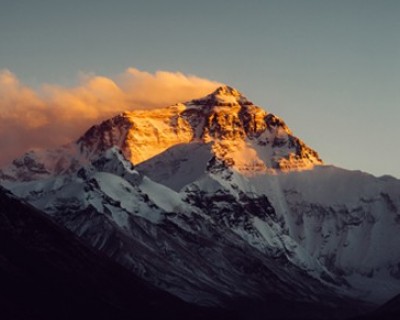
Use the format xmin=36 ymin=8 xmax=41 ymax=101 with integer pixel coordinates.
xmin=0 ymin=186 xmax=364 ymax=320
xmin=0 ymin=186 xmax=231 ymax=320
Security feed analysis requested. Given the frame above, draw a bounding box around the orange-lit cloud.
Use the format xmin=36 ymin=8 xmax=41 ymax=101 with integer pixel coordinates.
xmin=0 ymin=68 xmax=222 ymax=165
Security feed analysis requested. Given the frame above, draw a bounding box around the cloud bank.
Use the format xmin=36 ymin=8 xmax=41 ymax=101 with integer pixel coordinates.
xmin=0 ymin=68 xmax=222 ymax=165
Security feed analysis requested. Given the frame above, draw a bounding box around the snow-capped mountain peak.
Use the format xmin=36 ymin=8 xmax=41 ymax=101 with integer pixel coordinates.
xmin=0 ymin=86 xmax=322 ymax=182
xmin=76 ymin=86 xmax=322 ymax=175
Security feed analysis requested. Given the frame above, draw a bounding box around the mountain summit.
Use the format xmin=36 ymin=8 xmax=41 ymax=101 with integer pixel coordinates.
xmin=188 ymin=85 xmax=252 ymax=106
xmin=0 ymin=86 xmax=322 ymax=181
xmin=79 ymin=85 xmax=322 ymax=173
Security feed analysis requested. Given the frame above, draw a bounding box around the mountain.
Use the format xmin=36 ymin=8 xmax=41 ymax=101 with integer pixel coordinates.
xmin=0 ymin=186 xmax=231 ymax=320
xmin=1 ymin=86 xmax=399 ymax=319
xmin=0 ymin=86 xmax=321 ymax=182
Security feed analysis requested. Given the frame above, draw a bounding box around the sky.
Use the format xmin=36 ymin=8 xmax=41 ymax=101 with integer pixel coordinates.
xmin=0 ymin=0 xmax=399 ymax=177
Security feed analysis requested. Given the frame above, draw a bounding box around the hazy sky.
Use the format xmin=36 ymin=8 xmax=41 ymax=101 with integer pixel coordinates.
xmin=1 ymin=0 xmax=399 ymax=177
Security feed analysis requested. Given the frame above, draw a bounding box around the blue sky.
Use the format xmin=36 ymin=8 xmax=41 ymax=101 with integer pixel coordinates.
xmin=1 ymin=0 xmax=399 ymax=177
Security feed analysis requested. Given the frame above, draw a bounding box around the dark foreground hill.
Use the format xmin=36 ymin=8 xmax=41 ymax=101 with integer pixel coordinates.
xmin=0 ymin=186 xmax=231 ymax=320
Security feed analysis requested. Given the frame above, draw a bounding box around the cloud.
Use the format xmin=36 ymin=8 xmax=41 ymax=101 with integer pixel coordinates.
xmin=0 ymin=68 xmax=222 ymax=165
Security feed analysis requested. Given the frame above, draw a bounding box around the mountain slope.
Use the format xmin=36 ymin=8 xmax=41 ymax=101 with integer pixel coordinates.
xmin=0 ymin=186 xmax=230 ymax=320
xmin=2 ymin=150 xmax=341 ymax=305
xmin=0 ymin=179 xmax=358 ymax=320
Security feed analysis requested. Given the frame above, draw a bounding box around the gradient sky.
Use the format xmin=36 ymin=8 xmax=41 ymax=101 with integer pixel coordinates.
xmin=1 ymin=0 xmax=399 ymax=177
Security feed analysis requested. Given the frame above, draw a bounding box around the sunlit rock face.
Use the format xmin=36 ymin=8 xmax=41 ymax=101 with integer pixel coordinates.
xmin=78 ymin=105 xmax=194 ymax=165
xmin=78 ymin=85 xmax=322 ymax=175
